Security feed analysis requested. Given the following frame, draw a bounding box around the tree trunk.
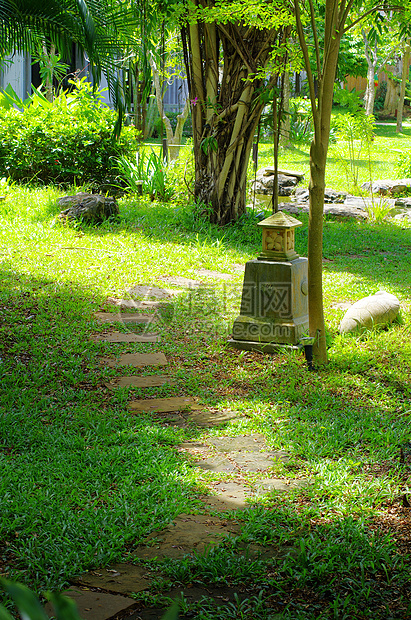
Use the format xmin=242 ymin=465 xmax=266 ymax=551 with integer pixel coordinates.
xmin=280 ymin=71 xmax=291 ymax=147
xmin=42 ymin=42 xmax=56 ymax=102
xmin=384 ymin=58 xmax=401 ymax=115
xmin=362 ymin=30 xmax=378 ymax=116
xmin=384 ymin=76 xmax=399 ymax=114
xmin=364 ymin=64 xmax=377 ymax=115
xmin=294 ymin=0 xmax=345 ymax=365
xmin=308 ymin=139 xmax=328 ymax=363
xmin=182 ymin=1 xmax=288 ymax=224
xmin=397 ymin=43 xmax=410 ymax=132
xmin=148 ymin=50 xmax=189 ymax=160
xmin=144 ymin=89 xmax=157 ymax=140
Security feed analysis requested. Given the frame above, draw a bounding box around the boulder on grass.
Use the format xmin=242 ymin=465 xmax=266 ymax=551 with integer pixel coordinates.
xmin=361 ymin=179 xmax=411 ymax=196
xmin=58 ymin=193 xmax=119 ymax=224
xmin=252 ymin=168 xmax=303 ymax=196
xmin=339 ymin=291 xmax=400 ymax=334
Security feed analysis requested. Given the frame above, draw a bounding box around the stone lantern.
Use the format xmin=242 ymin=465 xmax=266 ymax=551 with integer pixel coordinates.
xmin=230 ymin=212 xmax=309 ymax=351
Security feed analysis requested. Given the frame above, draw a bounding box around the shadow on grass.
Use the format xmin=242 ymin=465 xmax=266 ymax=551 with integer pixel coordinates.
xmin=0 ymin=264 xmax=204 ymax=593
xmin=42 ymin=197 xmax=411 ymax=294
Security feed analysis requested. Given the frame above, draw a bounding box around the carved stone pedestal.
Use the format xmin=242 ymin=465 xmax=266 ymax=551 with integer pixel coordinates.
xmin=229 ymin=212 xmax=309 ymax=352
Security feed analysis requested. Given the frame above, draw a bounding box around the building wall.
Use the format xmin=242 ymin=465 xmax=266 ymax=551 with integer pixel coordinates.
xmin=1 ymin=53 xmax=188 ymax=112
xmin=0 ymin=54 xmax=31 ymax=100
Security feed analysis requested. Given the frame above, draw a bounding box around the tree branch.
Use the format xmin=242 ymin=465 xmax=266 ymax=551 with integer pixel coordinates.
xmin=217 ymin=23 xmax=253 ymax=73
xmin=309 ymin=0 xmax=321 ymax=76
xmin=293 ymin=0 xmax=319 ymax=136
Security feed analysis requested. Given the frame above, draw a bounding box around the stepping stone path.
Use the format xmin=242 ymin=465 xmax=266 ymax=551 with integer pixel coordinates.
xmin=95 ymin=312 xmax=156 ymax=324
xmin=106 ymin=375 xmax=174 ymax=388
xmin=92 ymin=332 xmax=160 ymax=343
xmin=128 ymin=396 xmax=196 ymax=413
xmin=194 ymin=268 xmax=233 ymax=280
xmin=68 ymin=286 xmax=308 ymax=619
xmin=100 ymin=352 xmax=168 ymax=368
xmin=106 ymin=297 xmax=164 ymax=310
xmin=45 ymin=587 xmax=137 ymax=620
xmin=159 ymin=275 xmax=201 ymax=287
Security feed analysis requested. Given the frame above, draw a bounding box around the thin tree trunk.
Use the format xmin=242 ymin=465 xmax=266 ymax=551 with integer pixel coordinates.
xmin=397 ymin=42 xmax=410 ymax=133
xmin=294 ymin=0 xmax=345 ymax=365
xmin=42 ymin=42 xmax=56 ymax=102
xmin=148 ymin=50 xmax=189 ymax=160
xmin=362 ymin=30 xmax=378 ymax=116
xmin=280 ymin=71 xmax=291 ymax=147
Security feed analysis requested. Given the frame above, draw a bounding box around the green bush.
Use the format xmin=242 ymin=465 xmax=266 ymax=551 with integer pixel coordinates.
xmin=0 ymin=79 xmax=137 ymax=188
xmin=396 ymin=150 xmax=411 ymax=178
xmin=333 ymin=84 xmax=364 ymax=113
xmin=288 ymin=97 xmax=314 ymax=144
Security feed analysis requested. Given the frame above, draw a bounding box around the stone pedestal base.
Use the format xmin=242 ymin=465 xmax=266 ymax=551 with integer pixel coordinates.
xmin=231 ymin=258 xmax=309 ymax=348
xmin=228 ymin=339 xmax=302 ymax=354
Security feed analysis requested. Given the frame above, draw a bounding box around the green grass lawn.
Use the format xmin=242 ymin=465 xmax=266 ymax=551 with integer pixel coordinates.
xmin=257 ymin=119 xmax=411 ymax=194
xmin=1 ymin=130 xmax=411 ymax=618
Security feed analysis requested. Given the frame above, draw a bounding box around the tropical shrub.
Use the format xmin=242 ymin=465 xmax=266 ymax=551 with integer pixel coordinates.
xmin=333 ymin=84 xmax=364 ymax=113
xmin=116 ymin=149 xmax=175 ymax=201
xmin=288 ymin=97 xmax=314 ymax=144
xmin=334 ymin=112 xmax=375 ymax=190
xmin=0 ymin=79 xmax=137 ymax=188
xmin=396 ymin=150 xmax=411 ymax=180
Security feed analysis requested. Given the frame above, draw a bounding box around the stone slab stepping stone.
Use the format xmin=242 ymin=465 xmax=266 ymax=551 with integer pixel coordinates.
xmin=45 ymin=587 xmax=136 ymax=620
xmin=187 ymin=408 xmax=240 ymax=427
xmin=207 ymin=435 xmax=290 ymax=470
xmin=128 ymin=396 xmax=195 ymax=413
xmin=100 ymin=353 xmax=168 ymax=368
xmin=159 ymin=275 xmax=201 ymax=287
xmin=107 ymin=297 xmax=164 ymax=309
xmin=208 ymin=434 xmax=266 ymax=453
xmin=152 ymin=412 xmax=187 ymax=428
xmin=255 ymin=477 xmax=310 ymax=494
xmin=194 ymin=454 xmax=237 ymax=473
xmin=95 ymin=312 xmax=155 ymax=324
xmin=74 ymin=563 xmax=154 ymax=595
xmin=203 ymin=481 xmax=250 ymax=511
xmin=194 ymin=268 xmax=233 ymax=280
xmin=92 ymin=332 xmax=160 ymax=343
xmin=132 ymin=514 xmax=241 ymax=560
xmin=127 ymin=285 xmax=181 ymax=299
xmin=106 ymin=375 xmax=174 ymax=389
xmin=231 ymin=451 xmax=285 ymax=471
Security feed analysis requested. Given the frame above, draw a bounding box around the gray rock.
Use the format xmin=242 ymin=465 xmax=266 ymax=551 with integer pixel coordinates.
xmin=361 ymin=179 xmax=411 ymax=196
xmin=280 ymin=202 xmax=367 ymax=219
xmin=339 ymin=291 xmax=400 ymax=334
xmin=252 ymin=169 xmax=301 ymax=196
xmin=294 ymin=187 xmax=347 ymax=204
xmin=294 ymin=187 xmax=309 ymax=202
xmin=393 ymin=212 xmax=411 ymax=222
xmin=58 ymin=192 xmax=119 ymax=223
xmin=395 ymin=196 xmax=411 ymax=208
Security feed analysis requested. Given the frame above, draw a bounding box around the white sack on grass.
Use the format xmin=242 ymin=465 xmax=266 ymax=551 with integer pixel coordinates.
xmin=339 ymin=291 xmax=400 ymax=334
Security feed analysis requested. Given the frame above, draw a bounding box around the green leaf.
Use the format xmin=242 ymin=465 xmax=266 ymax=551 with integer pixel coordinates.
xmin=0 ymin=604 xmax=15 ymax=620
xmin=46 ymin=592 xmax=82 ymax=620
xmin=0 ymin=579 xmax=48 ymax=620
xmin=161 ymin=602 xmax=179 ymax=620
